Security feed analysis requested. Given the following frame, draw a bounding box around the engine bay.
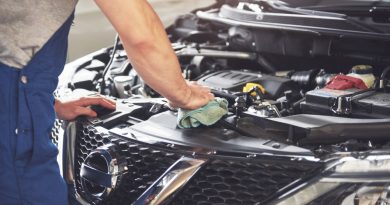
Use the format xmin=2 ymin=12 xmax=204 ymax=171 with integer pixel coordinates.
xmin=63 ymin=3 xmax=390 ymax=157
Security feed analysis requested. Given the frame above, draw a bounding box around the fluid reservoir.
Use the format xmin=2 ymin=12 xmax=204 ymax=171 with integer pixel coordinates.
xmin=347 ymin=65 xmax=375 ymax=88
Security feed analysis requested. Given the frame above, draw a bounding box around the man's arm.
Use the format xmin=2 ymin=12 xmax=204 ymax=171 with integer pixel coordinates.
xmin=94 ymin=0 xmax=214 ymax=109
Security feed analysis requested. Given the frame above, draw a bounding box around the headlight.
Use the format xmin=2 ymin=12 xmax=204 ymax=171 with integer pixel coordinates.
xmin=271 ymin=154 xmax=390 ymax=205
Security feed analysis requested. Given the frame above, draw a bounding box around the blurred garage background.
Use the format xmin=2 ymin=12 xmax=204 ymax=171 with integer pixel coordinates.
xmin=68 ymin=0 xmax=215 ymax=61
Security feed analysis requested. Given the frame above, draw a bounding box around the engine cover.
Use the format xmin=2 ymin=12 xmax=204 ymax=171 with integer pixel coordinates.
xmin=197 ymin=70 xmax=299 ymax=99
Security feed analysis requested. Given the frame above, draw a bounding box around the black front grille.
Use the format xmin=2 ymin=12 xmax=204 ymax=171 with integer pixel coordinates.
xmin=171 ymin=159 xmax=319 ymax=205
xmin=74 ymin=121 xmax=320 ymax=205
xmin=74 ymin=122 xmax=181 ymax=204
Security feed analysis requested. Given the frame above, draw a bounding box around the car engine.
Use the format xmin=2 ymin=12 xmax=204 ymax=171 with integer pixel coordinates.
xmin=64 ymin=13 xmax=390 ymax=153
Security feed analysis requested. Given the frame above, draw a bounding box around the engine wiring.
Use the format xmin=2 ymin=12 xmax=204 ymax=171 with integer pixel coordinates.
xmin=100 ymin=33 xmax=121 ymax=94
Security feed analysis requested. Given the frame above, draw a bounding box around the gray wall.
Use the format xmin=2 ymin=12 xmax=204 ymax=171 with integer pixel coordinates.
xmin=68 ymin=0 xmax=214 ymax=61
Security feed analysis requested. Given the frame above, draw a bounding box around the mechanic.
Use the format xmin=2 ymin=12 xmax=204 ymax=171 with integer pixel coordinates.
xmin=0 ymin=0 xmax=214 ymax=204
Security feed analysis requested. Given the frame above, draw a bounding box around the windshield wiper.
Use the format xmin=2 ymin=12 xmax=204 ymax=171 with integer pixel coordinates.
xmin=238 ymin=0 xmax=346 ymax=18
xmin=299 ymin=2 xmax=390 ymax=23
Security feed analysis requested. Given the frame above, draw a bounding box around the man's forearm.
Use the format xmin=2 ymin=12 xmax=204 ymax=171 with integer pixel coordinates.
xmin=94 ymin=0 xmax=191 ymax=106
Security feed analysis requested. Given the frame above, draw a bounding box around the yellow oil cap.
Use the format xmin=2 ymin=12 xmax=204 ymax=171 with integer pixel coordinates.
xmin=243 ymin=83 xmax=266 ymax=96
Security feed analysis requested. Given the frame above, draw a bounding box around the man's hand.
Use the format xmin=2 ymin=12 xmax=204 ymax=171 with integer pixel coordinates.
xmin=54 ymin=96 xmax=116 ymax=121
xmin=169 ymin=81 xmax=214 ymax=110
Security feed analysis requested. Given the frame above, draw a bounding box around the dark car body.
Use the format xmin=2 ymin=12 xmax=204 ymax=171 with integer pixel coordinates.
xmin=54 ymin=1 xmax=390 ymax=204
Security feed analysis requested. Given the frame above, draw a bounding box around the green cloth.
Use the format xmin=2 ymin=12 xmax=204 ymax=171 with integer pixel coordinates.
xmin=177 ymin=97 xmax=228 ymax=129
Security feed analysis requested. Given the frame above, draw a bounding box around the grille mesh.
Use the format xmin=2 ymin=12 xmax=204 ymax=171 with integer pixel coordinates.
xmin=171 ymin=159 xmax=319 ymax=205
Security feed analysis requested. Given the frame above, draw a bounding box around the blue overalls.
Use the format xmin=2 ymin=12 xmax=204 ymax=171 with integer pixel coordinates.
xmin=0 ymin=14 xmax=74 ymax=205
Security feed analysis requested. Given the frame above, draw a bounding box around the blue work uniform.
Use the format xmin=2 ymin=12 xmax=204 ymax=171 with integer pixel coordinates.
xmin=0 ymin=14 xmax=74 ymax=205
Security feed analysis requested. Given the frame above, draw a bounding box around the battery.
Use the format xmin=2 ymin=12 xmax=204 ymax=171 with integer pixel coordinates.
xmin=301 ymin=88 xmax=390 ymax=119
xmin=355 ymin=92 xmax=390 ymax=118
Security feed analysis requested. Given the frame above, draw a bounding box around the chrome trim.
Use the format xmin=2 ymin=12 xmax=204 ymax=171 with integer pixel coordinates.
xmin=133 ymin=157 xmax=207 ymax=205
xmin=334 ymin=155 xmax=390 ymax=173
xmin=64 ymin=122 xmax=77 ymax=184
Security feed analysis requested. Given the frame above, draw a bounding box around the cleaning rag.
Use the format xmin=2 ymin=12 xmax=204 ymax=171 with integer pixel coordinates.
xmin=177 ymin=97 xmax=228 ymax=129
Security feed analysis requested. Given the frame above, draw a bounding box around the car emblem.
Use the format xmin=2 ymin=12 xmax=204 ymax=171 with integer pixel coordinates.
xmin=80 ymin=143 xmax=128 ymax=203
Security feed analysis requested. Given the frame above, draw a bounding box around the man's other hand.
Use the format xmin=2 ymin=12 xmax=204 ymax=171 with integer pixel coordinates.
xmin=54 ymin=96 xmax=116 ymax=121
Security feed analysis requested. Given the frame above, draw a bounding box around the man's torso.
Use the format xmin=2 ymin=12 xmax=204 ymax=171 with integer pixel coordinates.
xmin=0 ymin=0 xmax=77 ymax=69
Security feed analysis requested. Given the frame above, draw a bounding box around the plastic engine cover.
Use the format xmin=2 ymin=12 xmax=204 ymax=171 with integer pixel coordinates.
xmin=197 ymin=70 xmax=299 ymax=99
